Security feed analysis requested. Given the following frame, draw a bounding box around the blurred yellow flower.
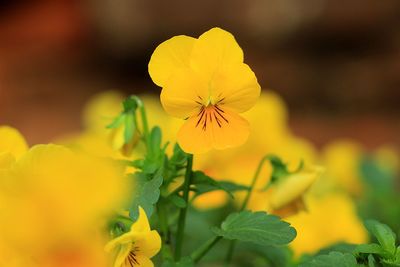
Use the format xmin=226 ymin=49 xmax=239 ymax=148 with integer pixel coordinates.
xmin=0 ymin=144 xmax=129 ymax=264
xmin=287 ymin=193 xmax=368 ymax=257
xmin=149 ymin=27 xmax=261 ymax=154
xmin=83 ymin=91 xmax=125 ymax=134
xmin=0 ymin=126 xmax=28 ymax=168
xmin=105 ymin=207 xmax=161 ymax=267
xmin=322 ymin=140 xmax=364 ymax=195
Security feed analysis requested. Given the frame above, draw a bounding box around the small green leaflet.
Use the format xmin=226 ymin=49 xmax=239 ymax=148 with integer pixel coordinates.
xmin=299 ymin=252 xmax=357 ymax=267
xmin=212 ymin=211 xmax=296 ymax=246
xmin=128 ymin=172 xmax=163 ymax=220
xmin=365 ymin=220 xmax=397 ymax=257
xmin=354 ymin=243 xmax=385 ymax=256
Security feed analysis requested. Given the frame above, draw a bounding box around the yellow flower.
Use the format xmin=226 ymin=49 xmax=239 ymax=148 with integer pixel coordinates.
xmin=287 ymin=193 xmax=368 ymax=257
xmin=149 ymin=27 xmax=261 ymax=153
xmin=0 ymin=144 xmax=128 ymax=261
xmin=264 ymin=166 xmax=323 ymax=216
xmin=322 ymin=140 xmax=364 ymax=195
xmin=0 ymin=126 xmax=28 ymax=168
xmin=105 ymin=207 xmax=161 ymax=267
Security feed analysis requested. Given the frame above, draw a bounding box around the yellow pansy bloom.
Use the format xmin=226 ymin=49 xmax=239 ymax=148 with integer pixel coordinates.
xmin=287 ymin=193 xmax=368 ymax=257
xmin=105 ymin=207 xmax=161 ymax=267
xmin=192 ymin=91 xmax=317 ymax=210
xmin=265 ymin=166 xmax=323 ymax=215
xmin=149 ymin=27 xmax=261 ymax=154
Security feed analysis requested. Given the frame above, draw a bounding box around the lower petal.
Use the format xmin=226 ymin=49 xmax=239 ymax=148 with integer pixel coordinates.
xmin=134 ymin=231 xmax=161 ymax=258
xmin=134 ymin=255 xmax=154 ymax=267
xmin=210 ymin=109 xmax=250 ymax=150
xmin=177 ymin=109 xmax=250 ymax=154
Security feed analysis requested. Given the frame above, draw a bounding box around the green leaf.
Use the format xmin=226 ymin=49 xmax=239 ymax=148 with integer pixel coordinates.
xmin=191 ymin=171 xmax=249 ymax=199
xmin=299 ymin=252 xmax=357 ymax=267
xmin=169 ymin=194 xmax=187 ymax=208
xmin=368 ymin=254 xmax=378 ymax=267
xmin=355 ymin=243 xmax=386 ymax=256
xmin=128 ymin=172 xmax=163 ymax=220
xmin=212 ymin=211 xmax=296 ymax=246
xmin=170 ymin=144 xmax=187 ymax=166
xmin=366 ymin=220 xmax=397 ymax=257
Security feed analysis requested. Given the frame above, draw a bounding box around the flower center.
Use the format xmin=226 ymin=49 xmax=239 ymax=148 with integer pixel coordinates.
xmin=195 ymin=96 xmax=228 ymax=131
xmin=125 ymin=247 xmax=140 ymax=266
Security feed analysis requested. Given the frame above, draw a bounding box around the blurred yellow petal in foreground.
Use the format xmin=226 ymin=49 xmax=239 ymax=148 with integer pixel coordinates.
xmin=0 ymin=143 xmax=129 ymax=265
xmin=287 ymin=193 xmax=368 ymax=257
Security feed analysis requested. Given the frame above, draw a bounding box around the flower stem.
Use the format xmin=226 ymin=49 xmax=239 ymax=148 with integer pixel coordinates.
xmin=158 ymin=201 xmax=173 ymax=261
xmin=132 ymin=96 xmax=150 ymax=148
xmin=191 ymin=236 xmax=222 ymax=263
xmin=225 ymin=155 xmax=272 ymax=265
xmin=174 ymin=154 xmax=193 ymax=261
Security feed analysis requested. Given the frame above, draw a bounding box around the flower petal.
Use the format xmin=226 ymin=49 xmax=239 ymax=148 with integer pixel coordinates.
xmin=0 ymin=126 xmax=28 ymax=159
xmin=160 ymin=68 xmax=209 ymax=118
xmin=104 ymin=233 xmax=135 ymax=253
xmin=113 ymin=243 xmax=132 ymax=267
xmin=148 ymin=35 xmax=196 ymax=87
xmin=134 ymin=230 xmax=161 ymax=258
xmin=177 ymin=109 xmax=250 ymax=154
xmin=212 ymin=63 xmax=261 ymax=113
xmin=190 ymin=27 xmax=244 ymax=80
xmin=131 ymin=206 xmax=151 ymax=233
xmin=210 ymin=109 xmax=250 ymax=150
xmin=134 ymin=255 xmax=154 ymax=267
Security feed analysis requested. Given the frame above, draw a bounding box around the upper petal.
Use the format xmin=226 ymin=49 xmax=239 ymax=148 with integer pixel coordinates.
xmin=211 ymin=63 xmax=261 ymax=113
xmin=160 ymin=68 xmax=209 ymax=118
xmin=130 ymin=206 xmax=151 ymax=233
xmin=190 ymin=27 xmax=244 ymax=80
xmin=148 ymin=35 xmax=196 ymax=87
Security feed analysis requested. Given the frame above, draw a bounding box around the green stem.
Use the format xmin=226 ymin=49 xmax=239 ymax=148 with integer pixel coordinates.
xmin=240 ymin=155 xmax=271 ymax=211
xmin=174 ymin=154 xmax=193 ymax=261
xmin=191 ymin=236 xmax=222 ymax=263
xmin=158 ymin=201 xmax=173 ymax=261
xmin=226 ymin=155 xmax=272 ymax=265
xmin=132 ymin=96 xmax=150 ymax=148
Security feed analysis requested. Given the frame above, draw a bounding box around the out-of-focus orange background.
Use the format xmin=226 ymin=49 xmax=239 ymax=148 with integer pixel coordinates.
xmin=1 ymin=0 xmax=399 ymax=148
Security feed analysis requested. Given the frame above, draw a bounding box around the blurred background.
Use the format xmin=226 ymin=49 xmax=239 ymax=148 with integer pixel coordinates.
xmin=1 ymin=0 xmax=399 ymax=148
